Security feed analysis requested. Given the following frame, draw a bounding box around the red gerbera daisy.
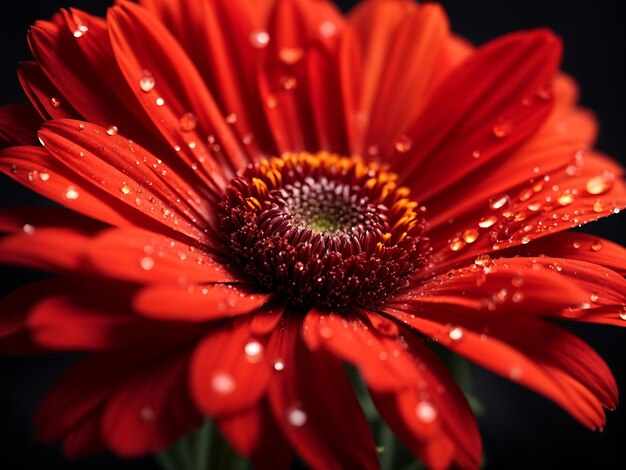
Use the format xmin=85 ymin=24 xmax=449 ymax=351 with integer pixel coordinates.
xmin=1 ymin=0 xmax=625 ymax=469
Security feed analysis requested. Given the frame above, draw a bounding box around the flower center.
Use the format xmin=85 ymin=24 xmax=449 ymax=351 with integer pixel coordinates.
xmin=218 ymin=152 xmax=430 ymax=310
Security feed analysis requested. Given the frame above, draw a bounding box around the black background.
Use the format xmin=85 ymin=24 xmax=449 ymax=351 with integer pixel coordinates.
xmin=0 ymin=0 xmax=624 ymax=469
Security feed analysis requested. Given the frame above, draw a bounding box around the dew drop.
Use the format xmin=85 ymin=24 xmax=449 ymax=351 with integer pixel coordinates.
xmin=72 ymin=24 xmax=88 ymax=38
xmin=250 ymin=30 xmax=270 ymax=48
xmin=265 ymin=95 xmax=278 ymax=109
xmin=65 ymin=186 xmax=79 ymax=200
xmin=244 ymin=340 xmax=264 ymax=363
xmin=50 ymin=97 xmax=61 ymax=108
xmin=462 ymin=228 xmax=479 ymax=244
xmin=448 ymin=326 xmax=464 ymax=341
xmin=106 ymin=125 xmax=118 ymax=136
xmin=287 ymin=406 xmax=307 ymax=427
xmin=619 ymin=308 xmax=626 ymax=321
xmin=572 ymin=241 xmax=581 ymax=249
xmin=140 ymin=256 xmax=155 ymax=271
xmin=319 ymin=20 xmax=337 ymax=37
xmin=585 ymin=175 xmax=613 ymax=195
xmin=225 ymin=113 xmax=237 ymax=125
xmin=557 ymin=190 xmax=574 ymax=206
xmin=509 ymin=367 xmax=523 ymax=381
xmin=415 ymin=401 xmax=437 ymax=423
xmin=492 ymin=118 xmax=513 ymax=138
xmin=278 ymin=47 xmax=304 ymax=65
xmin=518 ymin=188 xmax=533 ymax=202
xmin=211 ymin=372 xmax=235 ymax=394
xmin=273 ymin=359 xmax=285 ymax=371
xmin=449 ymin=237 xmax=466 ymax=252
xmin=474 ymin=254 xmax=493 ymax=267
xmin=512 ymin=292 xmax=525 ymax=303
xmin=155 ymin=97 xmax=165 ymax=107
xmin=478 ymin=215 xmax=497 ymax=228
xmin=489 ymin=195 xmax=509 ymax=210
xmin=22 ymin=224 xmax=35 ymax=235
xmin=590 ymin=293 xmax=599 ymax=303
xmin=120 ymin=183 xmax=131 ymax=195
xmin=527 ymin=201 xmax=542 ymax=212
xmin=472 ymin=150 xmax=481 ymax=159
xmin=591 ymin=241 xmax=603 ymax=252
xmin=139 ymin=72 xmax=156 ymax=92
xmin=179 ymin=112 xmax=198 ymax=132
xmin=139 ymin=407 xmax=155 ymax=423
xmin=521 ymin=236 xmax=531 ymax=245
xmin=593 ymin=200 xmax=604 ymax=213
xmin=280 ymin=76 xmax=297 ymax=91
xmin=394 ymin=134 xmax=413 ymax=153
xmin=39 ymin=172 xmax=50 ymax=182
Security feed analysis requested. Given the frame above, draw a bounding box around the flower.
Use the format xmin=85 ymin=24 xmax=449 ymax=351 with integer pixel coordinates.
xmin=0 ymin=0 xmax=625 ymax=468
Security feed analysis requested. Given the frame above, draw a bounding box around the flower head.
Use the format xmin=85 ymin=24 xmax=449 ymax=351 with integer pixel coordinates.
xmin=0 ymin=0 xmax=625 ymax=469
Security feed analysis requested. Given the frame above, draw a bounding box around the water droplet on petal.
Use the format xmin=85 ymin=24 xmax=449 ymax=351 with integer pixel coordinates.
xmin=619 ymin=308 xmax=626 ymax=321
xmin=489 ymin=195 xmax=509 ymax=210
xmin=415 ymin=401 xmax=437 ymax=423
xmin=474 ymin=254 xmax=493 ymax=267
xmin=280 ymin=76 xmax=297 ymax=91
xmin=250 ymin=30 xmax=270 ymax=48
xmin=449 ymin=237 xmax=466 ymax=252
xmin=139 ymin=72 xmax=156 ymax=92
xmin=527 ymin=202 xmax=542 ymax=212
xmin=139 ymin=407 xmax=155 ymax=423
xmin=593 ymin=200 xmax=604 ymax=213
xmin=22 ymin=224 xmax=35 ymax=235
xmin=140 ymin=256 xmax=155 ymax=271
xmin=509 ymin=367 xmax=523 ymax=381
xmin=65 ymin=186 xmax=79 ymax=200
xmin=211 ymin=372 xmax=235 ymax=394
xmin=155 ymin=97 xmax=165 ymax=107
xmin=472 ymin=150 xmax=481 ymax=159
xmin=319 ymin=21 xmax=337 ymax=37
xmin=39 ymin=172 xmax=50 ymax=182
xmin=273 ymin=359 xmax=285 ymax=371
xmin=492 ymin=118 xmax=513 ymax=138
xmin=512 ymin=292 xmax=525 ymax=303
xmin=462 ymin=228 xmax=479 ymax=244
xmin=287 ymin=406 xmax=307 ymax=426
xmin=225 ymin=113 xmax=237 ymax=125
xmin=557 ymin=190 xmax=574 ymax=206
xmin=244 ymin=340 xmax=264 ymax=363
xmin=478 ymin=215 xmax=497 ymax=228
xmin=179 ymin=112 xmax=198 ymax=132
xmin=586 ymin=175 xmax=613 ymax=195
xmin=279 ymin=47 xmax=304 ymax=65
xmin=521 ymin=236 xmax=531 ymax=245
xmin=591 ymin=241 xmax=603 ymax=252
xmin=120 ymin=183 xmax=131 ymax=195
xmin=50 ymin=97 xmax=61 ymax=108
xmin=265 ymin=95 xmax=278 ymax=109
xmin=394 ymin=134 xmax=413 ymax=153
xmin=106 ymin=125 xmax=118 ymax=136
xmin=448 ymin=326 xmax=464 ymax=341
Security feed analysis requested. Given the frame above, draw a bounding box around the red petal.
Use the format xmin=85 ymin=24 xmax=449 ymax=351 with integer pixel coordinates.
xmin=18 ymin=61 xmax=79 ymax=120
xmin=395 ymin=29 xmax=561 ymax=200
xmin=267 ymin=315 xmax=379 ymax=470
xmin=108 ymin=2 xmax=246 ymax=187
xmin=303 ymin=309 xmax=413 ymax=392
xmin=505 ymin=232 xmax=626 ymax=275
xmin=425 ymin=151 xmax=626 ymax=272
xmin=369 ymin=327 xmax=481 ymax=469
xmin=37 ymin=348 xmax=201 ymax=457
xmin=0 ymin=104 xmax=42 ymax=147
xmin=101 ymin=354 xmax=201 ymax=457
xmin=83 ymin=228 xmax=236 ymax=284
xmin=190 ymin=317 xmax=271 ymax=416
xmin=217 ymin=403 xmax=293 ymax=469
xmin=38 ymin=120 xmax=219 ymax=246
xmin=133 ymin=284 xmax=269 ymax=321
xmin=0 ymin=146 xmax=132 ymax=228
xmin=364 ymin=4 xmax=450 ymax=156
xmin=385 ymin=309 xmax=616 ymax=429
